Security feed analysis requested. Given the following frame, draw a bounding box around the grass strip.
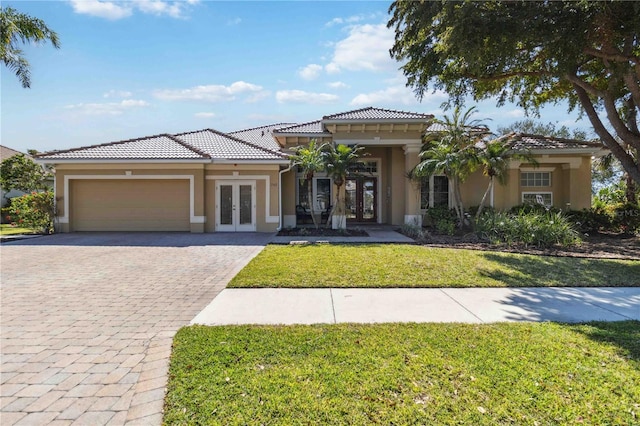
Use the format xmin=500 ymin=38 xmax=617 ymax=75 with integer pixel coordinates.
xmin=165 ymin=321 xmax=640 ymax=425
xmin=228 ymin=244 xmax=640 ymax=288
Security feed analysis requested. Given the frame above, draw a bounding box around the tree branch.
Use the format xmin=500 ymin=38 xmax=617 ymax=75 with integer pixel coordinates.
xmin=623 ymin=72 xmax=640 ymax=116
xmin=602 ymin=92 xmax=640 ymax=149
xmin=463 ymin=70 xmax=549 ymax=82
xmin=583 ymin=47 xmax=639 ymax=65
xmin=572 ymin=82 xmax=640 ymax=184
xmin=565 ymin=74 xmax=606 ymax=98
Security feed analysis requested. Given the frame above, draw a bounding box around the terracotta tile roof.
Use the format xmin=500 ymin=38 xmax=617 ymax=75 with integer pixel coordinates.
xmin=273 ymin=120 xmax=327 ymax=134
xmin=175 ymin=129 xmax=287 ymax=160
xmin=36 ymin=135 xmax=210 ymax=160
xmin=509 ymin=133 xmax=605 ymax=151
xmin=323 ymin=106 xmax=433 ymax=121
xmin=229 ymin=123 xmax=296 ymax=151
xmin=425 ymin=122 xmax=490 ymax=134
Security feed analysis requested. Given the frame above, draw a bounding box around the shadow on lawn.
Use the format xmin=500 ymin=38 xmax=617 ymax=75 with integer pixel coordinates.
xmin=477 ymin=252 xmax=640 ymax=287
xmin=570 ymin=320 xmax=640 ymax=369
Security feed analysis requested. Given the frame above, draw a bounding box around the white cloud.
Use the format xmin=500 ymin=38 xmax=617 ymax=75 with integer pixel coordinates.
xmin=194 ymin=112 xmax=216 ymax=118
xmin=298 ymin=64 xmax=323 ymax=81
xmin=64 ymin=99 xmax=149 ymax=116
xmin=326 ymin=24 xmax=396 ymax=73
xmin=227 ymin=17 xmax=242 ymax=26
xmin=506 ymin=108 xmax=525 ymax=118
xmin=327 ymin=81 xmax=349 ymax=89
xmin=276 ymin=90 xmax=338 ymax=104
xmin=69 ymin=0 xmax=132 ymax=20
xmin=324 ymin=13 xmax=380 ymax=27
xmin=154 ymin=81 xmax=265 ymax=102
xmin=69 ymin=0 xmax=199 ymax=20
xmin=350 ymin=85 xmax=421 ymax=106
xmin=103 ymin=90 xmax=132 ymax=99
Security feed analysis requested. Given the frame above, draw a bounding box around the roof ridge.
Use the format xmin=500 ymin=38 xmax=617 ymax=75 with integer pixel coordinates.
xmin=190 ymin=128 xmax=287 ymax=158
xmin=166 ymin=134 xmax=211 ymax=159
xmin=516 ymin=133 xmax=603 ymax=146
xmin=228 ymin=122 xmax=297 ymax=134
xmin=274 ymin=119 xmax=324 ymax=132
xmin=322 ymin=106 xmax=433 ymax=120
xmin=35 ymin=133 xmax=183 ymax=158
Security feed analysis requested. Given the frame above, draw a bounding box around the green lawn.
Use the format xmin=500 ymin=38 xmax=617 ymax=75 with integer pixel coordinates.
xmin=0 ymin=224 xmax=37 ymax=236
xmin=164 ymin=322 xmax=640 ymax=425
xmin=228 ymin=244 xmax=640 ymax=288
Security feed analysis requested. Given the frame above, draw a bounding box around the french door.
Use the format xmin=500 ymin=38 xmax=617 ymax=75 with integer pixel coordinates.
xmin=216 ymin=181 xmax=256 ymax=231
xmin=345 ymin=177 xmax=377 ymax=223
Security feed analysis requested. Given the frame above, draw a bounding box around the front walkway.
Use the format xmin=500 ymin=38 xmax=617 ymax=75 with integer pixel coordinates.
xmin=192 ymin=287 xmax=640 ymax=325
xmin=271 ymin=225 xmax=415 ymax=244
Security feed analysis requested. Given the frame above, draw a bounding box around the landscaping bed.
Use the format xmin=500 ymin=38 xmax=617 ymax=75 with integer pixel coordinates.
xmin=165 ymin=321 xmax=640 ymax=425
xmin=419 ymin=232 xmax=640 ymax=260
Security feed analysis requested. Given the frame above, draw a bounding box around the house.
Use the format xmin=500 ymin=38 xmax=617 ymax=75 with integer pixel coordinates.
xmin=35 ymin=107 xmax=606 ymax=233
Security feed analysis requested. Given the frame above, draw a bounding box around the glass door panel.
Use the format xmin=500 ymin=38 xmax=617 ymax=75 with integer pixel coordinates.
xmin=239 ymin=185 xmax=252 ymax=225
xmin=345 ymin=179 xmax=357 ymax=220
xmin=362 ymin=178 xmax=376 ymax=221
xmin=220 ymin=185 xmax=233 ymax=225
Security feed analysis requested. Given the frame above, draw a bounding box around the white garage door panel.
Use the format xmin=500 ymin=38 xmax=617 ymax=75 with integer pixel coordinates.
xmin=71 ymin=179 xmax=190 ymax=231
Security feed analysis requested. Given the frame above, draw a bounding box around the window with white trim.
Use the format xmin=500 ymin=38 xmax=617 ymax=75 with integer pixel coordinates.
xmin=297 ymin=176 xmax=332 ymax=212
xmin=522 ymin=192 xmax=553 ymax=207
xmin=521 ymin=171 xmax=551 ymax=187
xmin=420 ymin=175 xmax=449 ymax=209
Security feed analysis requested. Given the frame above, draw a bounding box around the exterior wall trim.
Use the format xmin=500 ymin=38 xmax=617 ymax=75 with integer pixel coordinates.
xmin=59 ymin=174 xmax=205 ymax=224
xmin=206 ymin=174 xmax=279 ymax=223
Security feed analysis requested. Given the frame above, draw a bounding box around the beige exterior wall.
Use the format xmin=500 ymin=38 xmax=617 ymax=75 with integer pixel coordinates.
xmin=54 ymin=162 xmax=282 ymax=233
xmin=458 ymin=154 xmax=593 ymax=212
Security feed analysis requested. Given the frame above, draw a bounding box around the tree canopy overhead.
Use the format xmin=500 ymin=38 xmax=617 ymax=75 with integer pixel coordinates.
xmin=388 ymin=0 xmax=640 ymax=185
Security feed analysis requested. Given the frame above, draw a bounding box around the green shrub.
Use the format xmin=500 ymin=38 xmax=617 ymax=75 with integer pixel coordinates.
xmin=610 ymin=203 xmax=640 ymax=235
xmin=566 ymin=208 xmax=612 ymax=234
xmin=6 ymin=190 xmax=54 ymax=234
xmin=425 ymin=206 xmax=458 ymax=235
xmin=475 ymin=210 xmax=581 ymax=248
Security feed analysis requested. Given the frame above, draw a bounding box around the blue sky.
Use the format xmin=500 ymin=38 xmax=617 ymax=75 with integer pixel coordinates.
xmin=2 ymin=0 xmax=593 ymax=154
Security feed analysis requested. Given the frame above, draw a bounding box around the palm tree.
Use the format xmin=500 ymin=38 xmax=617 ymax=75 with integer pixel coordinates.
xmin=1 ymin=6 xmax=60 ymax=88
xmin=323 ymin=143 xmax=367 ymax=228
xmin=414 ymin=106 xmax=489 ymax=227
xmin=289 ymin=139 xmax=327 ymax=229
xmin=475 ymin=134 xmax=537 ymax=219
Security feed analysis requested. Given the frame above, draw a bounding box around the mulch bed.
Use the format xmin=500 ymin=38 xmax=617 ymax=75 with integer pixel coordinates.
xmin=276 ymin=227 xmax=639 ymax=260
xmin=277 ymin=227 xmax=369 ymax=237
xmin=420 ymin=232 xmax=640 ymax=260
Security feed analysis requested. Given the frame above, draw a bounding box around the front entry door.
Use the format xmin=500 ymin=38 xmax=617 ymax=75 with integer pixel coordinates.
xmin=216 ymin=181 xmax=256 ymax=231
xmin=345 ymin=177 xmax=377 ymax=222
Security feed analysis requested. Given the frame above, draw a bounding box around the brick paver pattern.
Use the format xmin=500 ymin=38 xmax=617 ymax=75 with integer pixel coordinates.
xmin=1 ymin=233 xmax=270 ymax=425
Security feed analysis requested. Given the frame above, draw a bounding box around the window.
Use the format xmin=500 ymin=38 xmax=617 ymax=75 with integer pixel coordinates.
xmin=297 ymin=177 xmax=332 ymax=211
xmin=521 ymin=171 xmax=551 ymax=187
xmin=359 ymin=161 xmax=378 ymax=174
xmin=420 ymin=175 xmax=449 ymax=209
xmin=522 ymin=192 xmax=553 ymax=207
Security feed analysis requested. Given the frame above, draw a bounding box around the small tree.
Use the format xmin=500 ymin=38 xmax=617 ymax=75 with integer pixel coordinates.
xmin=323 ymin=143 xmax=367 ymax=228
xmin=475 ymin=135 xmax=537 ymax=219
xmin=5 ymin=190 xmax=54 ymax=233
xmin=289 ymin=140 xmax=326 ymax=229
xmin=1 ymin=153 xmax=51 ymax=192
xmin=413 ymin=106 xmax=488 ymax=227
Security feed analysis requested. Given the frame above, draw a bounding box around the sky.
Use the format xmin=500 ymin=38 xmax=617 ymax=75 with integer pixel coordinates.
xmin=1 ymin=0 xmax=594 ymax=154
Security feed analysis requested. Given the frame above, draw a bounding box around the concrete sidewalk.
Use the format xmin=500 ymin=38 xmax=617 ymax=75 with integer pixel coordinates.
xmin=192 ymin=287 xmax=640 ymax=325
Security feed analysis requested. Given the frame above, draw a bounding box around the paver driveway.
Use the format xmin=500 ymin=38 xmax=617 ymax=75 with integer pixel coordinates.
xmin=1 ymin=232 xmax=271 ymax=425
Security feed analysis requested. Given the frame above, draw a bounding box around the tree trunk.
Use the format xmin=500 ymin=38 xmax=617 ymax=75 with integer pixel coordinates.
xmin=325 ymin=183 xmax=342 ymax=229
xmin=308 ymin=179 xmax=318 ymax=229
xmin=476 ymin=178 xmax=493 ymax=220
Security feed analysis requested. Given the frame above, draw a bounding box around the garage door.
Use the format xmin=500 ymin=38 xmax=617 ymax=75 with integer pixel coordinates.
xmin=70 ymin=179 xmax=190 ymax=231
